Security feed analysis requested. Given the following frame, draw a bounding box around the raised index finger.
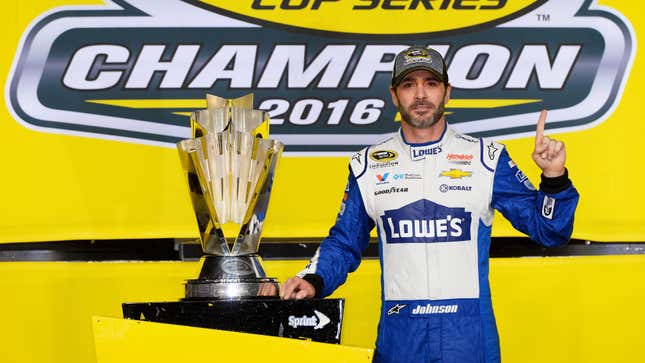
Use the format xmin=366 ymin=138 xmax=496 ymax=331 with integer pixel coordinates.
xmin=535 ymin=109 xmax=547 ymax=146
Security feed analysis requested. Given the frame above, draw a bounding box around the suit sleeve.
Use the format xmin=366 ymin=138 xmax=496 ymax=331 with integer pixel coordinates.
xmin=297 ymin=168 xmax=375 ymax=297
xmin=491 ymin=148 xmax=579 ymax=247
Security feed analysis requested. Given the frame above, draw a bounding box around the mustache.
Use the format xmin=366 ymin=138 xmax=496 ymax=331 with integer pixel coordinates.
xmin=410 ymin=100 xmax=435 ymax=109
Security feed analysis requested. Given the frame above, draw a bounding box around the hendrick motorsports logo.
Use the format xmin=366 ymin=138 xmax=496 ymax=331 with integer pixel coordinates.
xmin=6 ymin=0 xmax=635 ymax=152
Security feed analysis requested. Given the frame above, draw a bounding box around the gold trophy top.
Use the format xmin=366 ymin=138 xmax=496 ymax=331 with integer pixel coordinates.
xmin=177 ymin=93 xmax=283 ymax=256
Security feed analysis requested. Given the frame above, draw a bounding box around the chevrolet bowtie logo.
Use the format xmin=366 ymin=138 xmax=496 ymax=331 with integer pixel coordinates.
xmin=440 ymin=169 xmax=473 ymax=179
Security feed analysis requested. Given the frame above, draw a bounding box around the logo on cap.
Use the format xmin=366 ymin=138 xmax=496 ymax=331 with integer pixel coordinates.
xmin=404 ymin=48 xmax=432 ymax=65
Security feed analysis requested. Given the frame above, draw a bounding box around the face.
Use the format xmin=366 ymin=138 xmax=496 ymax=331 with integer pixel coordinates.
xmin=390 ymin=69 xmax=451 ymax=129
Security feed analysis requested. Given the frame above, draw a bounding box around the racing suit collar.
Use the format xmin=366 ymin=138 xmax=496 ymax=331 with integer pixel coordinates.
xmin=397 ymin=125 xmax=453 ymax=161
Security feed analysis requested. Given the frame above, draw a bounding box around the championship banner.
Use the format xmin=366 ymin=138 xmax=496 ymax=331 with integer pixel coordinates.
xmin=0 ymin=0 xmax=641 ymax=242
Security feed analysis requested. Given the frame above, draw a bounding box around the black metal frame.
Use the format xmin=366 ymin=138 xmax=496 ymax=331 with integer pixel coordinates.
xmin=1 ymin=238 xmax=644 ymax=262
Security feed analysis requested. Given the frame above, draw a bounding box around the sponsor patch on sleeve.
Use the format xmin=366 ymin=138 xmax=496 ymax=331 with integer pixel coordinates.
xmin=541 ymin=195 xmax=556 ymax=219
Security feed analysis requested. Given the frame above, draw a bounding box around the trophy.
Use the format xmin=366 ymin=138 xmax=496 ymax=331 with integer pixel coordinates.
xmin=177 ymin=93 xmax=283 ymax=299
xmin=122 ymin=93 xmax=343 ymax=344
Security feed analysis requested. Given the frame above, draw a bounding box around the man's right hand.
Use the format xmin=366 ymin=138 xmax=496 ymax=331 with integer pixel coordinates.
xmin=280 ymin=276 xmax=316 ymax=300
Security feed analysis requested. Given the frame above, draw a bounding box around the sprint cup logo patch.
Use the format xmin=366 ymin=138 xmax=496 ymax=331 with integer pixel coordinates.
xmin=6 ymin=0 xmax=634 ymax=152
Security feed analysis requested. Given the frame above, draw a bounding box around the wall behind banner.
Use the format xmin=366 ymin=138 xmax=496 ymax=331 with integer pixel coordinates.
xmin=1 ymin=256 xmax=644 ymax=363
xmin=0 ymin=0 xmax=642 ymax=243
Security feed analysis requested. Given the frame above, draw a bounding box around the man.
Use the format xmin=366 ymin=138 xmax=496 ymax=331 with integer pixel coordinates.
xmin=281 ymin=46 xmax=579 ymax=363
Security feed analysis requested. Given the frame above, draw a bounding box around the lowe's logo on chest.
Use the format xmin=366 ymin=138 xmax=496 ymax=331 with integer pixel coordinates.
xmin=381 ymin=199 xmax=471 ymax=243
xmin=411 ymin=146 xmax=443 ymax=160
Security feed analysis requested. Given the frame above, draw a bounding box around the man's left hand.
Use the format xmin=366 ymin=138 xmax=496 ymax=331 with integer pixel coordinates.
xmin=532 ymin=110 xmax=566 ymax=177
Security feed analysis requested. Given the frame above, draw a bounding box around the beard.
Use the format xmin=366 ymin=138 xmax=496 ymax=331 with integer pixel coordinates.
xmin=398 ymin=99 xmax=445 ymax=129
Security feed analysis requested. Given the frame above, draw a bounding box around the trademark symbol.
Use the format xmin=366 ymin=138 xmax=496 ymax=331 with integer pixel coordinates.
xmin=536 ymin=13 xmax=550 ymax=21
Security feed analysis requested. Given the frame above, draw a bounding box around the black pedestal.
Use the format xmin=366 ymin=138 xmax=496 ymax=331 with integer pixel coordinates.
xmin=122 ymin=298 xmax=344 ymax=344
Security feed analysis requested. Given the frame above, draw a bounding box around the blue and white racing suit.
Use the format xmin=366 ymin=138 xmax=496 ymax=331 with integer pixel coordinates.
xmin=298 ymin=125 xmax=579 ymax=363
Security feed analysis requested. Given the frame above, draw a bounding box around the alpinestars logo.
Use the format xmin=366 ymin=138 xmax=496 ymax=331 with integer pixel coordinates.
xmin=6 ymin=0 xmax=634 ymax=152
xmin=387 ymin=303 xmax=406 ymax=315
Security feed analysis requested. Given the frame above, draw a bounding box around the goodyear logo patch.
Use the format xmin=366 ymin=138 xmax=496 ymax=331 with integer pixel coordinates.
xmin=5 ymin=0 xmax=635 ymax=152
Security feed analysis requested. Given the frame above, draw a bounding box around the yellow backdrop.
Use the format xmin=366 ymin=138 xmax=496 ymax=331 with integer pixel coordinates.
xmin=0 ymin=256 xmax=644 ymax=363
xmin=0 ymin=0 xmax=642 ymax=243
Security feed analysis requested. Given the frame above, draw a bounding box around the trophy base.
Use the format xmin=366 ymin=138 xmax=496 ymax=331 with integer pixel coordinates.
xmin=185 ymin=254 xmax=279 ymax=299
xmin=184 ymin=278 xmax=280 ymax=299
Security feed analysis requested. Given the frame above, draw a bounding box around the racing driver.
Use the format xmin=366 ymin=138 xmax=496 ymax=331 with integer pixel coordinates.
xmin=280 ymin=46 xmax=580 ymax=363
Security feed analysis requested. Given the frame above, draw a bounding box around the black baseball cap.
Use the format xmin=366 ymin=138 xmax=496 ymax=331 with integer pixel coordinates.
xmin=391 ymin=46 xmax=449 ymax=87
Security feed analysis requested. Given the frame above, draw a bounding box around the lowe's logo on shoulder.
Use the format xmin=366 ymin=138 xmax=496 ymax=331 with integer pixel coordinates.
xmin=411 ymin=145 xmax=443 ymax=160
xmin=381 ymin=199 xmax=471 ymax=243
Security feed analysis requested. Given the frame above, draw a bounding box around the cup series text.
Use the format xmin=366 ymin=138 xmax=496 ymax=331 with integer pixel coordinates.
xmin=252 ymin=0 xmax=507 ymax=11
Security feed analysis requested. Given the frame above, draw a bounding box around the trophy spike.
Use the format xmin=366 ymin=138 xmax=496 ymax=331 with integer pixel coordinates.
xmin=206 ymin=93 xmax=228 ymax=110
xmin=177 ymin=139 xmax=229 ymax=256
xmin=230 ymin=141 xmax=282 ymax=256
xmin=190 ymin=110 xmax=207 ymax=139
xmin=231 ymin=93 xmax=254 ymax=109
